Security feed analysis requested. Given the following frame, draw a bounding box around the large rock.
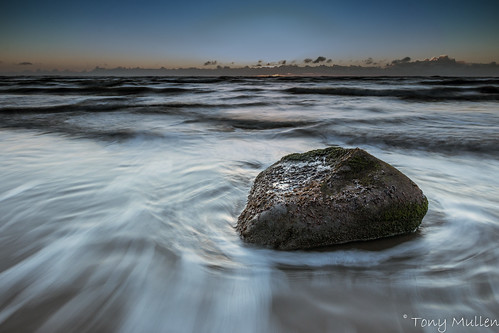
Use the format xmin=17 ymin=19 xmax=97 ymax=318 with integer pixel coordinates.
xmin=237 ymin=147 xmax=428 ymax=250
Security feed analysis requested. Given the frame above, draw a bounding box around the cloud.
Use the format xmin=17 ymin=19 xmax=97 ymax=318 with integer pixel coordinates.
xmin=427 ymin=55 xmax=456 ymax=64
xmin=313 ymin=56 xmax=326 ymax=64
xmin=389 ymin=55 xmax=458 ymax=69
xmin=3 ymin=54 xmax=497 ymax=77
xmin=391 ymin=57 xmax=411 ymax=65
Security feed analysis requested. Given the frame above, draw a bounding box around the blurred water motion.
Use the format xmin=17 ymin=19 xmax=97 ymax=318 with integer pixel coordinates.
xmin=1 ymin=76 xmax=499 ymax=332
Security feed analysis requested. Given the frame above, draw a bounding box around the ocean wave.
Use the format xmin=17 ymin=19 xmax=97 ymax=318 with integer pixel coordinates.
xmin=169 ymin=76 xmax=245 ymax=84
xmin=3 ymin=108 xmax=497 ymax=156
xmin=183 ymin=116 xmax=316 ymax=130
xmin=285 ymin=86 xmax=499 ymax=101
xmin=0 ymin=86 xmax=196 ymax=96
xmin=339 ymin=133 xmax=499 ymax=155
xmin=273 ymin=120 xmax=499 ymax=156
xmin=0 ymin=101 xmax=272 ymax=114
xmin=232 ymin=88 xmax=266 ymax=93
xmin=0 ymin=103 xmax=126 ymax=114
xmin=0 ymin=117 xmax=173 ymax=141
xmin=420 ymin=78 xmax=499 ymax=86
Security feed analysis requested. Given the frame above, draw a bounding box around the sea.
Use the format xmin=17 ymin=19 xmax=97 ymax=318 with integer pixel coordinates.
xmin=1 ymin=76 xmax=499 ymax=333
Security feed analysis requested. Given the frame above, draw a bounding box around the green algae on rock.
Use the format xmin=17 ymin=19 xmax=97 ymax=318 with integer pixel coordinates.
xmin=237 ymin=146 xmax=428 ymax=250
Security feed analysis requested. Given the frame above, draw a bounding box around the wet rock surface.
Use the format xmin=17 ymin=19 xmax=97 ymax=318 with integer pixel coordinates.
xmin=237 ymin=147 xmax=428 ymax=250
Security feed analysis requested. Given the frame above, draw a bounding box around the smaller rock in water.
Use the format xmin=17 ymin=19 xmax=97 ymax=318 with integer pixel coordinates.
xmin=237 ymin=146 xmax=428 ymax=250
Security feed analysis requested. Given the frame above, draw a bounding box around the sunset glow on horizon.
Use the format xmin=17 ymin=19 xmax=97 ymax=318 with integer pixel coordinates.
xmin=1 ymin=0 xmax=498 ymax=73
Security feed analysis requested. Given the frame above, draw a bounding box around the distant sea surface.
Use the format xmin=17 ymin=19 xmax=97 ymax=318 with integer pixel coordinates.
xmin=1 ymin=76 xmax=499 ymax=332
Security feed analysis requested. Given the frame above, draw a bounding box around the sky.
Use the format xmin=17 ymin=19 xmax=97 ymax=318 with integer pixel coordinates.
xmin=1 ymin=0 xmax=498 ymax=72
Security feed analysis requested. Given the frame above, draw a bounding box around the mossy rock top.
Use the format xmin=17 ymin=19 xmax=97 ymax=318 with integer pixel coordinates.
xmin=237 ymin=146 xmax=428 ymax=250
